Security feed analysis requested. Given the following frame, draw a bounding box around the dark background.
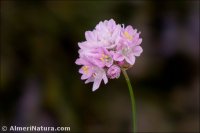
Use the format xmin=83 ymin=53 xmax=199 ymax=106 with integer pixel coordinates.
xmin=1 ymin=1 xmax=199 ymax=132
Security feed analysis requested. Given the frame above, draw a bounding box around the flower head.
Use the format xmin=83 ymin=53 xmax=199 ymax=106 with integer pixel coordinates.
xmin=75 ymin=19 xmax=143 ymax=91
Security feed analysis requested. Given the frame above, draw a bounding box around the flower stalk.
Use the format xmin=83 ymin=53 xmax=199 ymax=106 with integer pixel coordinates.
xmin=122 ymin=70 xmax=136 ymax=133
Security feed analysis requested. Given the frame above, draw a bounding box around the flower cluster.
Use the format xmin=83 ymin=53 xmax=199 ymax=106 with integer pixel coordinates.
xmin=75 ymin=19 xmax=143 ymax=91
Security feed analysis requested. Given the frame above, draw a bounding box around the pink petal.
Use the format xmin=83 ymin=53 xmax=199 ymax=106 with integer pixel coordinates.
xmin=106 ymin=59 xmax=113 ymax=67
xmin=125 ymin=54 xmax=135 ymax=65
xmin=85 ymin=77 xmax=94 ymax=84
xmin=102 ymin=73 xmax=108 ymax=84
xmin=107 ymin=19 xmax=116 ymax=29
xmin=75 ymin=58 xmax=82 ymax=65
xmin=85 ymin=31 xmax=96 ymax=41
xmin=125 ymin=25 xmax=134 ymax=34
xmin=133 ymin=33 xmax=139 ymax=41
xmin=92 ymin=77 xmax=102 ymax=91
xmin=113 ymin=52 xmax=124 ymax=61
xmin=133 ymin=46 xmax=143 ymax=56
xmin=75 ymin=57 xmax=90 ymax=66
xmin=78 ymin=42 xmax=86 ymax=49
xmin=81 ymin=74 xmax=90 ymax=80
xmin=136 ymin=38 xmax=142 ymax=45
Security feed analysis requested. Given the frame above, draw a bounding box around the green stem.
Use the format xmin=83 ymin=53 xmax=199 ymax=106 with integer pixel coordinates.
xmin=122 ymin=70 xmax=136 ymax=133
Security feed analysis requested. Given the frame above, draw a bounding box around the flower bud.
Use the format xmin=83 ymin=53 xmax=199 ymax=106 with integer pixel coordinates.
xmin=107 ymin=65 xmax=121 ymax=79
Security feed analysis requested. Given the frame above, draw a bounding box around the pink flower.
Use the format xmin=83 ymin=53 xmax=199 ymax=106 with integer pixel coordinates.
xmin=107 ymin=65 xmax=121 ymax=79
xmin=85 ymin=67 xmax=108 ymax=91
xmin=95 ymin=19 xmax=122 ymax=49
xmin=121 ymin=25 xmax=142 ymax=46
xmin=113 ymin=42 xmax=143 ymax=65
xmin=79 ymin=19 xmax=121 ymax=49
xmin=113 ymin=26 xmax=143 ymax=65
xmin=75 ymin=19 xmax=143 ymax=91
xmin=76 ymin=57 xmax=108 ymax=91
xmin=79 ymin=47 xmax=113 ymax=68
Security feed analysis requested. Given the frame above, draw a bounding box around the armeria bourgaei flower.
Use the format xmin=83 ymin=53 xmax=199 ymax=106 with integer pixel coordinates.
xmin=75 ymin=19 xmax=143 ymax=91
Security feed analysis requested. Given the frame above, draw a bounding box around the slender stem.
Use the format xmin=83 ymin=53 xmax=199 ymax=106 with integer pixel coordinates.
xmin=122 ymin=70 xmax=136 ymax=133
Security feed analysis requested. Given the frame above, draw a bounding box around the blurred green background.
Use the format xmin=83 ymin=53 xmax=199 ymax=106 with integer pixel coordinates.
xmin=1 ymin=1 xmax=199 ymax=132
